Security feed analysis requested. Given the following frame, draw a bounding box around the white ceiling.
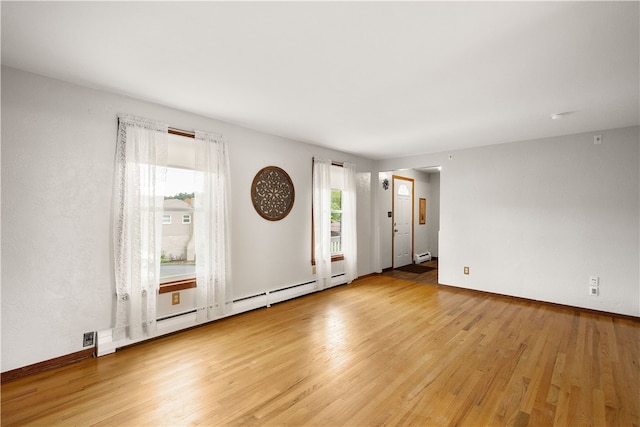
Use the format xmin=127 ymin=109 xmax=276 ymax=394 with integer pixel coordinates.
xmin=2 ymin=1 xmax=638 ymax=160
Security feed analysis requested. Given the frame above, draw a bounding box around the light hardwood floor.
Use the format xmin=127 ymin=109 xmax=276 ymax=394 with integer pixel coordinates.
xmin=2 ymin=275 xmax=639 ymax=426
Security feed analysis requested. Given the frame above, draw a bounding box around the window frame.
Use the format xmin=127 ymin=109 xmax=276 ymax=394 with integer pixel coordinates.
xmin=182 ymin=214 xmax=191 ymax=224
xmin=162 ymin=214 xmax=172 ymax=224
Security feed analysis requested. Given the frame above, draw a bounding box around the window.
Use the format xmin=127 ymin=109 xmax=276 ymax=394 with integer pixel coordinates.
xmin=312 ymin=161 xmax=346 ymax=263
xmin=328 ymin=164 xmax=345 ymax=260
xmin=311 ymin=159 xmax=357 ymax=284
xmin=331 ymin=189 xmax=342 ymax=255
xmin=113 ymin=116 xmax=231 ymax=339
xmin=162 ymin=214 xmax=172 ymax=224
xmin=161 ymin=129 xmax=231 ymax=320
xmin=160 ymin=134 xmax=196 ymax=286
xmin=312 ymin=158 xmax=357 ymax=286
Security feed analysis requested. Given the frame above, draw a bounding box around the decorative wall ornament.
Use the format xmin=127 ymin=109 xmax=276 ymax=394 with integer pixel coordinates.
xmin=382 ymin=178 xmax=389 ymax=190
xmin=251 ymin=166 xmax=295 ymax=221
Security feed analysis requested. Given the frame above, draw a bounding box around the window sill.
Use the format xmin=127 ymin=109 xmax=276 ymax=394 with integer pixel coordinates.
xmin=159 ymin=278 xmax=196 ymax=294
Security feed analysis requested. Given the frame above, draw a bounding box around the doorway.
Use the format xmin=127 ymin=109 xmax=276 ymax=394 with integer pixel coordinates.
xmin=379 ymin=167 xmax=440 ymax=281
xmin=392 ymin=175 xmax=414 ymax=268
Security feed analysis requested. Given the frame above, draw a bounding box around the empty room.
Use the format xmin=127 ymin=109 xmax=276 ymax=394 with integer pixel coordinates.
xmin=1 ymin=2 xmax=638 ymax=426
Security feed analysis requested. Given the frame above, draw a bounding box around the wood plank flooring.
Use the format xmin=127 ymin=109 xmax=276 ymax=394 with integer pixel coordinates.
xmin=2 ymin=275 xmax=639 ymax=426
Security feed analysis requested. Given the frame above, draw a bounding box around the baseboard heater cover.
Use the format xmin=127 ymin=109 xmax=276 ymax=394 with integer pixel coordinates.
xmin=157 ymin=309 xmax=197 ymax=322
xmin=415 ymin=252 xmax=432 ymax=263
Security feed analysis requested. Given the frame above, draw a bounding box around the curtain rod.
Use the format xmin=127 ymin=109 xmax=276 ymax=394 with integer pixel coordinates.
xmin=169 ymin=127 xmax=195 ymax=138
xmin=117 ymin=115 xmax=195 ymax=138
xmin=313 ymin=157 xmax=344 ymax=167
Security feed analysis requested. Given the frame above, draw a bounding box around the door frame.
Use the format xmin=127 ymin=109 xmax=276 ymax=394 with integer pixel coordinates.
xmin=391 ymin=175 xmax=415 ymax=268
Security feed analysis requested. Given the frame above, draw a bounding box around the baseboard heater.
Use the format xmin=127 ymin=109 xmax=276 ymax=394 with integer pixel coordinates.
xmin=235 ymin=273 xmax=345 ymax=311
xmin=414 ymin=252 xmax=432 ymax=263
xmin=98 ymin=274 xmax=347 ymax=356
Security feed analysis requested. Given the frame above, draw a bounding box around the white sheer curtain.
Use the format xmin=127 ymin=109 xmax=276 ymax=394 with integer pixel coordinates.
xmin=113 ymin=114 xmax=168 ymax=341
xmin=194 ymin=130 xmax=232 ymax=321
xmin=342 ymin=162 xmax=358 ymax=283
xmin=313 ymin=158 xmax=332 ymax=290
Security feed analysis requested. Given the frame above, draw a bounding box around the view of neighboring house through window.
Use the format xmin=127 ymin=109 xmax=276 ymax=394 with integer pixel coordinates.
xmin=161 ymin=134 xmax=196 ymax=282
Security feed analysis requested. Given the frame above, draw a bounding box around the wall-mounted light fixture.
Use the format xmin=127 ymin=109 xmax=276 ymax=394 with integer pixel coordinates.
xmin=382 ymin=178 xmax=389 ymax=190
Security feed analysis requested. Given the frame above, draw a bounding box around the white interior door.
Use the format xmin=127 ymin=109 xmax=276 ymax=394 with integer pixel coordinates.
xmin=393 ymin=177 xmax=413 ymax=268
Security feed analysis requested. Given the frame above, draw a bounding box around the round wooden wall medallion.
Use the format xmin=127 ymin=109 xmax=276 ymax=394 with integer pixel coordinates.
xmin=251 ymin=166 xmax=295 ymax=221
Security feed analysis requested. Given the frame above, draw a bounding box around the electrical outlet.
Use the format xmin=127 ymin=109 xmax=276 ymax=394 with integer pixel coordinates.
xmin=464 ymin=266 xmax=469 ymax=275
xmin=589 ymin=286 xmax=599 ymax=296
xmin=172 ymin=292 xmax=180 ymax=305
xmin=590 ymin=276 xmax=599 ymax=287
xmin=83 ymin=331 xmax=95 ymax=347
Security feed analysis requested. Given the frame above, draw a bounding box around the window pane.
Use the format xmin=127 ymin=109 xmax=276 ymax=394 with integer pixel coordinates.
xmin=331 ymin=213 xmax=342 ymax=254
xmin=398 ymin=184 xmax=410 ymax=196
xmin=331 ymin=189 xmax=342 ymax=254
xmin=331 ymin=189 xmax=342 ymax=215
xmin=161 ymin=167 xmax=195 ymax=280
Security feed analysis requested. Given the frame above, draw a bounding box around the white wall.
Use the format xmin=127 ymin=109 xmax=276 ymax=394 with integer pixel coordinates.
xmin=1 ymin=66 xmax=375 ymax=372
xmin=379 ymin=126 xmax=640 ymax=316
xmin=378 ymin=171 xmax=393 ymax=268
xmin=427 ymin=173 xmax=440 ymax=257
xmin=413 ymin=173 xmax=429 ymax=258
